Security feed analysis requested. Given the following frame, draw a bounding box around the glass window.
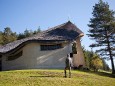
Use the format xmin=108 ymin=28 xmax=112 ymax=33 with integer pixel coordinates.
xmin=40 ymin=44 xmax=62 ymax=51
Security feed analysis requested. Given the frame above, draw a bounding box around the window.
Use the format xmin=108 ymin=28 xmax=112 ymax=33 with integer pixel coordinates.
xmin=40 ymin=44 xmax=62 ymax=51
xmin=7 ymin=51 xmax=23 ymax=61
xmin=70 ymin=53 xmax=73 ymax=57
xmin=72 ymin=42 xmax=77 ymax=54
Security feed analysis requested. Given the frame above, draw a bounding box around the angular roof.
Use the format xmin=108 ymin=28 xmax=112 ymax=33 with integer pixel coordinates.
xmin=0 ymin=21 xmax=84 ymax=54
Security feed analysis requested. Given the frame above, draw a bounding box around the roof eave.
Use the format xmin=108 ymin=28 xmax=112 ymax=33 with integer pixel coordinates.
xmin=0 ymin=39 xmax=67 ymax=55
xmin=79 ymin=33 xmax=84 ymax=37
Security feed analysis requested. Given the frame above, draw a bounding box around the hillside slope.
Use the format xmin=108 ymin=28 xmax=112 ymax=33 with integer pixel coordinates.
xmin=0 ymin=69 xmax=115 ymax=86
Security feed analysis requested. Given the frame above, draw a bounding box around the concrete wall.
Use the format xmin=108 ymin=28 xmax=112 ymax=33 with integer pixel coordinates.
xmin=2 ymin=42 xmax=72 ymax=70
xmin=73 ymin=37 xmax=85 ymax=67
xmin=2 ymin=38 xmax=85 ymax=71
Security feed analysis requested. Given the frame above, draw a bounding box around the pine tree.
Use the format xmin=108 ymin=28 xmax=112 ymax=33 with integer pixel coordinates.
xmin=33 ymin=26 xmax=41 ymax=34
xmin=3 ymin=27 xmax=17 ymax=44
xmin=88 ymin=0 xmax=115 ymax=74
xmin=0 ymin=31 xmax=3 ymax=45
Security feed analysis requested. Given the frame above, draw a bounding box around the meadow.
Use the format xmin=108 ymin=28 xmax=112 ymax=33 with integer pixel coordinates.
xmin=0 ymin=69 xmax=115 ymax=86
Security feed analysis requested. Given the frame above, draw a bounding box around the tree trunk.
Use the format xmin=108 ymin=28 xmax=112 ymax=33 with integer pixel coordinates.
xmin=110 ymin=56 xmax=115 ymax=74
xmin=105 ymin=28 xmax=115 ymax=74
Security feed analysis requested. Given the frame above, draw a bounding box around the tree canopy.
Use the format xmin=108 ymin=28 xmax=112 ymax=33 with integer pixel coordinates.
xmin=0 ymin=27 xmax=41 ymax=45
xmin=82 ymin=46 xmax=109 ymax=71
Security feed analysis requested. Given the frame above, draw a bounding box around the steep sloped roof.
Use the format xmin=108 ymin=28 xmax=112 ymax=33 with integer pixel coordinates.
xmin=0 ymin=21 xmax=84 ymax=54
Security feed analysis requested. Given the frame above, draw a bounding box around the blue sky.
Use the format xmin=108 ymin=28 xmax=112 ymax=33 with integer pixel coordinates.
xmin=0 ymin=0 xmax=115 ymax=67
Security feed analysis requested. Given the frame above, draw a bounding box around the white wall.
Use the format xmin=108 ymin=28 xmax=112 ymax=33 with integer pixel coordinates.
xmin=2 ymin=42 xmax=72 ymax=70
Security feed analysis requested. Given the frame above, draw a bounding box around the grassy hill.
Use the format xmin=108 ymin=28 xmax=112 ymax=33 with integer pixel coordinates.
xmin=0 ymin=69 xmax=115 ymax=86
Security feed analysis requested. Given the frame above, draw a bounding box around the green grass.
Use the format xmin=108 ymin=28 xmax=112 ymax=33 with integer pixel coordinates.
xmin=0 ymin=69 xmax=115 ymax=86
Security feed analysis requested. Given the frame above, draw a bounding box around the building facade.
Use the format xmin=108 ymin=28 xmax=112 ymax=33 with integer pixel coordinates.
xmin=0 ymin=21 xmax=85 ymax=71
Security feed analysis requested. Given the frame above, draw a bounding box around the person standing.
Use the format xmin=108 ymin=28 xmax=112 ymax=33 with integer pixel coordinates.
xmin=64 ymin=54 xmax=73 ymax=78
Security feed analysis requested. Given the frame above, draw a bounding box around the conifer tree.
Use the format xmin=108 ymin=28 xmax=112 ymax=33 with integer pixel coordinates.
xmin=88 ymin=0 xmax=115 ymax=74
xmin=3 ymin=27 xmax=17 ymax=44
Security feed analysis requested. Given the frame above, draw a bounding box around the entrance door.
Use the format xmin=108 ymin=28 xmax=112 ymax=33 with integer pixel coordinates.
xmin=0 ymin=55 xmax=2 ymax=71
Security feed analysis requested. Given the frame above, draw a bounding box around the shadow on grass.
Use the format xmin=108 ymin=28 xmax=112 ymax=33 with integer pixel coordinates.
xmin=78 ymin=70 xmax=115 ymax=78
xmin=94 ymin=71 xmax=115 ymax=78
xmin=30 ymin=75 xmax=55 ymax=78
xmin=30 ymin=75 xmax=71 ymax=78
xmin=29 ymin=71 xmax=65 ymax=78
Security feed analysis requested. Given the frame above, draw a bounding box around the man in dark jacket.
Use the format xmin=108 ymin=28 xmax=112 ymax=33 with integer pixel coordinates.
xmin=64 ymin=54 xmax=73 ymax=78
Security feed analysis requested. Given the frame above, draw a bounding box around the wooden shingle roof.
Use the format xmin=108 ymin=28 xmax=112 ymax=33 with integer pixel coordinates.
xmin=0 ymin=21 xmax=84 ymax=54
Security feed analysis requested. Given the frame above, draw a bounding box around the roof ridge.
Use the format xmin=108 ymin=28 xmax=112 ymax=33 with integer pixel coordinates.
xmin=31 ymin=21 xmax=71 ymax=38
xmin=30 ymin=21 xmax=70 ymax=38
xmin=44 ymin=21 xmax=70 ymax=33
